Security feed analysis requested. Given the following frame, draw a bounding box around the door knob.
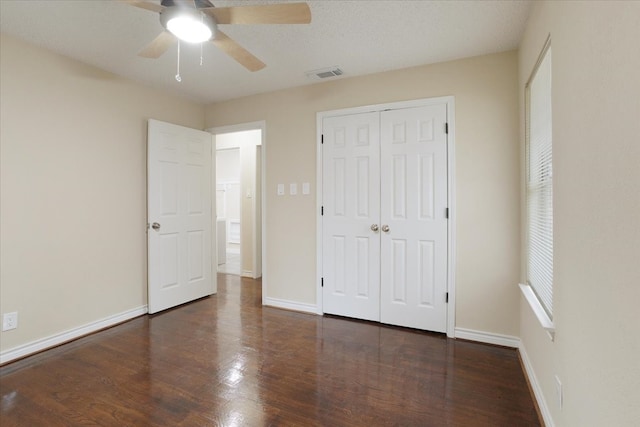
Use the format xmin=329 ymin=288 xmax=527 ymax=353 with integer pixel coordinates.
xmin=381 ymin=224 xmax=390 ymax=233
xmin=151 ymin=222 xmax=161 ymax=231
xmin=370 ymin=224 xmax=379 ymax=232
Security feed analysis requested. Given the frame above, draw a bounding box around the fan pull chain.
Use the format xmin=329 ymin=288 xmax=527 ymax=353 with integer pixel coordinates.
xmin=200 ymin=14 xmax=205 ymax=66
xmin=175 ymin=40 xmax=182 ymax=83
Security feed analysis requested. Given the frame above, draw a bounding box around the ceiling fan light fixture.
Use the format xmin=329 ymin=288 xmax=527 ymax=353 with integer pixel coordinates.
xmin=167 ymin=16 xmax=211 ymax=43
xmin=160 ymin=7 xmax=215 ymax=44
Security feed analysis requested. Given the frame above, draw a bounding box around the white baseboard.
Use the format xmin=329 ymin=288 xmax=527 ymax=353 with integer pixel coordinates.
xmin=240 ymin=270 xmax=262 ymax=279
xmin=263 ymin=297 xmax=318 ymax=315
xmin=454 ymin=327 xmax=520 ymax=348
xmin=518 ymin=342 xmax=555 ymax=427
xmin=0 ymin=305 xmax=147 ymax=365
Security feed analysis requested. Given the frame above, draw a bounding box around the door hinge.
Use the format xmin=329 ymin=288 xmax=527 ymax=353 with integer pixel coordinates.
xmin=321 ymin=277 xmax=324 ymax=287
xmin=321 ymin=134 xmax=324 ymax=144
xmin=445 ymin=123 xmax=449 ymax=134
xmin=446 ymin=292 xmax=449 ymax=303
xmin=321 ymin=206 xmax=324 ymax=216
xmin=445 ymin=208 xmax=449 ymax=219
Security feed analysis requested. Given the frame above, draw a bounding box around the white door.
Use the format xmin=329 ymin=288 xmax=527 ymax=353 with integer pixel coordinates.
xmin=148 ymin=119 xmax=215 ymax=314
xmin=379 ymin=105 xmax=448 ymax=332
xmin=321 ymin=103 xmax=449 ymax=333
xmin=322 ymin=112 xmax=381 ymax=321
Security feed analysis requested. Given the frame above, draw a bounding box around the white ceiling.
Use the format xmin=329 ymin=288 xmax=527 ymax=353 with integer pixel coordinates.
xmin=0 ymin=0 xmax=532 ymax=104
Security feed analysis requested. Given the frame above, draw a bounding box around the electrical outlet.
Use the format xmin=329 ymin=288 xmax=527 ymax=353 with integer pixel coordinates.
xmin=554 ymin=375 xmax=563 ymax=409
xmin=2 ymin=312 xmax=18 ymax=331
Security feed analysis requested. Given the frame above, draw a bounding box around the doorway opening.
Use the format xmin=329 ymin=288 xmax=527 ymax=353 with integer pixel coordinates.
xmin=216 ymin=147 xmax=241 ymax=274
xmin=210 ymin=123 xmax=264 ymax=282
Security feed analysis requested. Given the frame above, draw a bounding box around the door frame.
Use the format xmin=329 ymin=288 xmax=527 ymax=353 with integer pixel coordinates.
xmin=208 ymin=121 xmax=267 ymax=299
xmin=316 ymin=96 xmax=457 ymax=337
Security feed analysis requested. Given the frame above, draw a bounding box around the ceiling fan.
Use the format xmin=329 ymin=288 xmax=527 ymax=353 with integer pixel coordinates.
xmin=123 ymin=0 xmax=311 ymax=72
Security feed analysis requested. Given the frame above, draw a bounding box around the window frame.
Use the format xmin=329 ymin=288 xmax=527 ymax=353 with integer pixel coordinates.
xmin=521 ymin=36 xmax=555 ymax=336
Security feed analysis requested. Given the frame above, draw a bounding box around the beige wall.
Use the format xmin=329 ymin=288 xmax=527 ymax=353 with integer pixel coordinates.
xmin=206 ymin=51 xmax=521 ymax=336
xmin=518 ymin=2 xmax=640 ymax=426
xmin=0 ymin=35 xmax=205 ymax=352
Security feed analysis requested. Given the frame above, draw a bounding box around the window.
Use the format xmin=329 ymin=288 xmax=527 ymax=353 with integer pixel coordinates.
xmin=525 ymin=40 xmax=553 ymax=323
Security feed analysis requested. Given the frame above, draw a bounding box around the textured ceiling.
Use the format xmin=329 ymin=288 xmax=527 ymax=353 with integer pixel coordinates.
xmin=0 ymin=0 xmax=532 ymax=104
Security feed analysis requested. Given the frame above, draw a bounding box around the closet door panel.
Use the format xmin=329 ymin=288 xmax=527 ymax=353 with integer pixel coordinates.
xmin=379 ymin=104 xmax=448 ymax=332
xmin=322 ymin=112 xmax=381 ymax=321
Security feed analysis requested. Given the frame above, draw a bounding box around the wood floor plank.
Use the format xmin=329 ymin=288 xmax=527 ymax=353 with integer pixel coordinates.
xmin=1 ymin=274 xmax=541 ymax=426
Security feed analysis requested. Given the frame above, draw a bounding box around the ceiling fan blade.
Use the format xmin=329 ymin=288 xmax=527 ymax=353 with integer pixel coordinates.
xmin=138 ymin=31 xmax=175 ymax=58
xmin=203 ymin=3 xmax=311 ymax=25
xmin=120 ymin=0 xmax=165 ymax=13
xmin=210 ymin=30 xmax=266 ymax=72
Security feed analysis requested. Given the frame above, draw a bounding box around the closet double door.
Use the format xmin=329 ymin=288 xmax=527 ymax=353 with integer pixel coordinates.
xmin=322 ymin=104 xmax=448 ymax=332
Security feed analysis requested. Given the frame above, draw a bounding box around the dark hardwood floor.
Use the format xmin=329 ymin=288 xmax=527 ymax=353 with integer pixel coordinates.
xmin=1 ymin=274 xmax=540 ymax=426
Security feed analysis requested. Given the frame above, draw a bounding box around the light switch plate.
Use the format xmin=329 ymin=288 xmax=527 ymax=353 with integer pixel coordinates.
xmin=2 ymin=312 xmax=18 ymax=331
xmin=277 ymin=184 xmax=285 ymax=195
xmin=302 ymin=182 xmax=310 ymax=195
xmin=290 ymin=183 xmax=298 ymax=195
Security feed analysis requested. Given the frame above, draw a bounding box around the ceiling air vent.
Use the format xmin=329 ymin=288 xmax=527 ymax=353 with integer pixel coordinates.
xmin=306 ymin=67 xmax=344 ymax=81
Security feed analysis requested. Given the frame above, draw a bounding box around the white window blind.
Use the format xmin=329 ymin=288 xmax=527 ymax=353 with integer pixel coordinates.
xmin=526 ymin=44 xmax=553 ymax=318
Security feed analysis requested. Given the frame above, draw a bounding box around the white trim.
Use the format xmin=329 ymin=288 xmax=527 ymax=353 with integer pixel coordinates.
xmin=0 ymin=306 xmax=147 ymax=365
xmin=207 ymin=121 xmax=267 ymax=298
xmin=316 ymin=96 xmax=457 ymax=332
xmin=454 ymin=327 xmax=520 ymax=348
xmin=315 ymin=112 xmax=324 ymax=315
xmin=445 ymin=98 xmax=456 ymax=338
xmin=519 ymin=283 xmax=555 ymax=340
xmin=263 ymin=297 xmax=318 ymax=315
xmin=316 ymin=96 xmax=455 ymax=118
xmin=208 ymin=121 xmax=266 ymax=136
xmin=519 ymin=341 xmax=555 ymax=427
